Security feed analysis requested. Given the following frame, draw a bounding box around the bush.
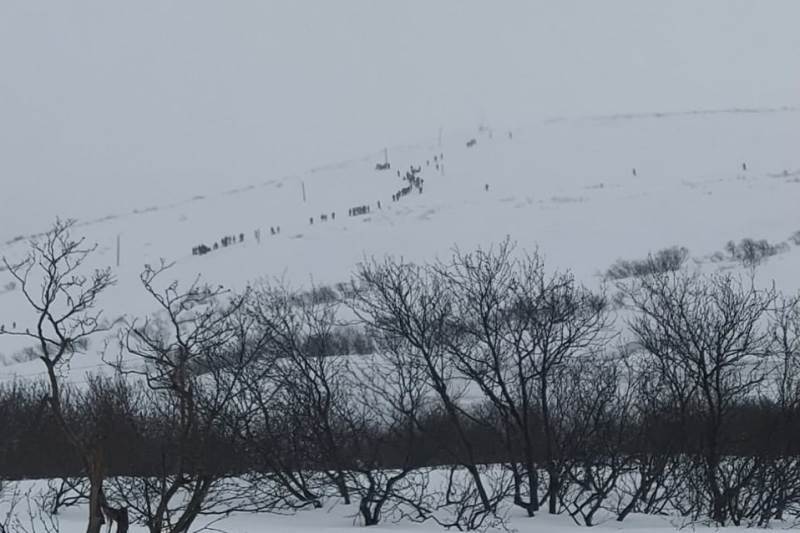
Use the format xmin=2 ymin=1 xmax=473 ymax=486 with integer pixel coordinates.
xmin=790 ymin=231 xmax=800 ymax=246
xmin=725 ymin=238 xmax=788 ymax=267
xmin=605 ymin=246 xmax=689 ymax=280
xmin=296 ymin=284 xmax=340 ymax=305
xmin=302 ymin=326 xmax=376 ymax=357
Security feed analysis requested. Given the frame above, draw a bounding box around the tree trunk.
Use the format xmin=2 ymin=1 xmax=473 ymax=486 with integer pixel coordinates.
xmin=547 ymin=463 xmax=559 ymax=515
xmin=86 ymin=451 xmax=106 ymax=533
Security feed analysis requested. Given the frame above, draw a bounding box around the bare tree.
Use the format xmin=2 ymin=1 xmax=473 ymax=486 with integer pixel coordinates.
xmin=112 ymin=262 xmax=263 ymax=533
xmin=624 ymin=270 xmax=776 ymax=524
xmin=352 ymin=257 xmax=508 ymax=523
xmin=246 ymin=283 xmax=356 ymax=504
xmin=431 ymin=241 xmax=610 ymax=516
xmin=431 ymin=242 xmax=540 ymax=516
xmin=746 ymin=293 xmax=800 ymax=526
xmin=342 ymin=347 xmax=430 ymax=526
xmin=615 ymin=356 xmax=688 ymax=521
xmin=554 ymin=351 xmax=638 ymax=526
xmin=1 ymin=219 xmax=115 ymax=533
xmin=239 ymin=357 xmax=327 ymax=510
xmin=42 ymin=477 xmax=89 ymax=516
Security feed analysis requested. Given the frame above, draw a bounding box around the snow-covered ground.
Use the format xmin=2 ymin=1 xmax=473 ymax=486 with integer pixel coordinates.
xmin=0 ymin=479 xmax=792 ymax=533
xmin=2 ymin=1 xmax=800 ymax=530
xmin=2 ymin=106 xmax=799 ymax=378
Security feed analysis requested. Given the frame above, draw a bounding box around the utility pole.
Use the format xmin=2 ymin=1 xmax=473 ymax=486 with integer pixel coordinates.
xmin=383 ymin=147 xmax=389 ymax=166
xmin=301 ymin=180 xmax=307 ymax=202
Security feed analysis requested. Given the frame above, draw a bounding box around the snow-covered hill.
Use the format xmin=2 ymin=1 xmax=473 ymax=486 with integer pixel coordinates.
xmin=2 ymin=1 xmax=800 ymax=380
xmin=2 ymin=106 xmax=800 ymax=379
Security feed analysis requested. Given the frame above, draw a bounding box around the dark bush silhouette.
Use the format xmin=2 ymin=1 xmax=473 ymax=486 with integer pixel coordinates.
xmin=725 ymin=238 xmax=788 ymax=266
xmin=605 ymin=246 xmax=689 ymax=280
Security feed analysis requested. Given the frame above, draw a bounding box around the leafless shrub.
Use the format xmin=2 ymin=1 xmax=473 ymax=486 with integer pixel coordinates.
xmin=623 ymin=270 xmax=777 ymax=524
xmin=42 ymin=477 xmax=89 ymax=515
xmin=725 ymin=238 xmax=788 ymax=267
xmin=1 ymin=487 xmax=60 ymax=533
xmin=401 ymin=467 xmax=513 ymax=532
xmin=555 ymin=353 xmax=638 ymax=526
xmin=605 ymin=246 xmax=689 ymax=280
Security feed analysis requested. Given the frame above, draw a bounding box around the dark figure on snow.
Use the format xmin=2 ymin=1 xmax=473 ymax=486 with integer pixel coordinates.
xmin=484 ymin=183 xmax=489 ymax=192
xmin=239 ymin=233 xmax=244 ymax=243
xmin=742 ymin=162 xmax=747 ymax=171
xmin=310 ymin=217 xmax=314 ymax=225
xmin=331 ymin=212 xmax=335 ymax=220
xmin=377 ymin=201 xmax=381 ymax=209
xmin=632 ymin=168 xmax=637 ymax=177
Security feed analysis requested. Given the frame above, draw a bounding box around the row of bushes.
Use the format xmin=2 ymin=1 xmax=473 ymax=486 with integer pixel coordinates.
xmin=3 ymin=224 xmax=800 ymax=532
xmin=606 ymin=229 xmax=800 ymax=282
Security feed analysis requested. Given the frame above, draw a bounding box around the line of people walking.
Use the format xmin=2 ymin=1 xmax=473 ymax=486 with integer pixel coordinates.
xmin=191 ymin=149 xmax=450 ymax=257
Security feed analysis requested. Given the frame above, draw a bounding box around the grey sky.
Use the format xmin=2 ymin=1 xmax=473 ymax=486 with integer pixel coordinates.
xmin=1 ymin=1 xmax=798 ymax=240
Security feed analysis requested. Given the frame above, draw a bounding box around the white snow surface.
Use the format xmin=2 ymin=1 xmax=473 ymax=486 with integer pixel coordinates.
xmin=0 ymin=479 xmax=793 ymax=533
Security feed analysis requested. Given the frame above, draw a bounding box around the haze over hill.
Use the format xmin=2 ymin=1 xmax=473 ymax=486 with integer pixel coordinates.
xmin=2 ymin=1 xmax=800 ymax=239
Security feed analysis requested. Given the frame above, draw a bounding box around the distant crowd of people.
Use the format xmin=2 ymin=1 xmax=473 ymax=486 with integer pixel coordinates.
xmin=392 ymin=160 xmax=432 ymax=202
xmin=191 ymin=227 xmax=280 ymax=256
xmin=349 ymin=205 xmax=371 ymax=217
xmin=189 ymin=147 xmax=454 ymax=257
xmin=192 ymin=232 xmax=244 ymax=256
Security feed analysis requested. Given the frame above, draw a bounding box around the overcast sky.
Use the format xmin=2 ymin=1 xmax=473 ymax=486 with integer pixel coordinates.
xmin=1 ymin=1 xmax=798 ymax=240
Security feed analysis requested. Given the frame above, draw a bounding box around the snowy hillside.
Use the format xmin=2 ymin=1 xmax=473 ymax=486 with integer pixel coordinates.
xmin=3 ymin=0 xmax=800 ymax=367
xmin=2 ymin=105 xmax=800 ymax=381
